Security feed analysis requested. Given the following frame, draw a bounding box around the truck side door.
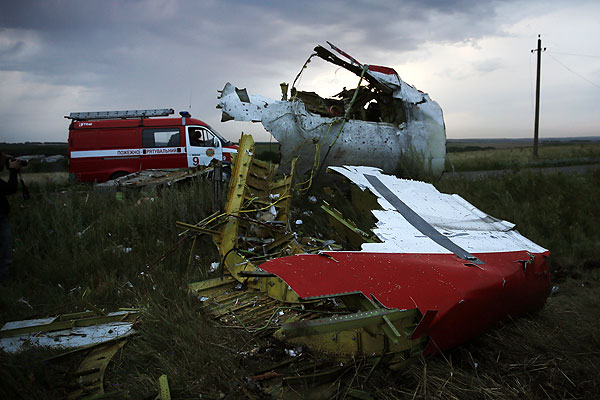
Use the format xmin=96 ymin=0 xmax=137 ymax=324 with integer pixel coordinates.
xmin=186 ymin=126 xmax=223 ymax=167
xmin=141 ymin=128 xmax=186 ymax=170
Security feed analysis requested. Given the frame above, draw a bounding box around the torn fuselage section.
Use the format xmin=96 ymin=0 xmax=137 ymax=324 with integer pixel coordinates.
xmin=217 ymin=42 xmax=446 ymax=179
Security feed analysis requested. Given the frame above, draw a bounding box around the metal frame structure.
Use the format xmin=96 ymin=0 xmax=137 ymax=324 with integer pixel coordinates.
xmin=67 ymin=108 xmax=174 ymax=120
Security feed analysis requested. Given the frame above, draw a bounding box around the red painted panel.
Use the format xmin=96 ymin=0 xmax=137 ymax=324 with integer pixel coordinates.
xmin=259 ymin=250 xmax=550 ymax=353
xmin=368 ymin=65 xmax=399 ymax=76
xmin=70 ymin=128 xmax=139 ymax=149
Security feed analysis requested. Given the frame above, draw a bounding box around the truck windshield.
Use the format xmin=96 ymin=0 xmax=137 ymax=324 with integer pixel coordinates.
xmin=205 ymin=125 xmax=232 ymax=146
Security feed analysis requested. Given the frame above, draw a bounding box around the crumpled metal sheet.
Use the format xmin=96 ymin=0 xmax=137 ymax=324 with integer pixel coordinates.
xmin=260 ymin=250 xmax=549 ymax=353
xmin=329 ymin=166 xmax=546 ymax=255
xmin=258 ymin=166 xmax=550 ymax=353
xmin=0 ymin=311 xmax=138 ymax=353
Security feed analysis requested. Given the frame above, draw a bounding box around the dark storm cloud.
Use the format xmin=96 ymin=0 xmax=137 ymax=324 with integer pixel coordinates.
xmin=0 ymin=0 xmax=523 ymax=141
xmin=0 ymin=0 xmax=511 ymax=80
xmin=0 ymin=36 xmax=25 ymax=59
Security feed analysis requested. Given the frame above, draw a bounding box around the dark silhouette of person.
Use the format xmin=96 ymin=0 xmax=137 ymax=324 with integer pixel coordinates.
xmin=0 ymin=152 xmax=23 ymax=282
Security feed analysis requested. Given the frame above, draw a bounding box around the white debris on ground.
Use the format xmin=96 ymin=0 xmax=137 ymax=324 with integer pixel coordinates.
xmin=0 ymin=311 xmax=138 ymax=353
xmin=285 ymin=346 xmax=303 ymax=357
xmin=210 ymin=262 xmax=220 ymax=272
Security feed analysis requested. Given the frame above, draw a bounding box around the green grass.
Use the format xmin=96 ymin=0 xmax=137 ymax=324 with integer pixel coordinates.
xmin=1 ymin=176 xmax=248 ymax=398
xmin=376 ymin=277 xmax=600 ymax=399
xmin=254 ymin=141 xmax=281 ymax=163
xmin=255 ymin=140 xmax=600 ymax=174
xmin=2 ymin=178 xmax=220 ymax=318
xmin=447 ymin=142 xmax=600 ymax=172
xmin=437 ymin=169 xmax=600 ymax=267
xmin=1 ymin=145 xmax=599 ymax=398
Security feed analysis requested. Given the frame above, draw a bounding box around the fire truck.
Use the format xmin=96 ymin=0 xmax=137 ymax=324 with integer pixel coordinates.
xmin=67 ymin=108 xmax=238 ymax=182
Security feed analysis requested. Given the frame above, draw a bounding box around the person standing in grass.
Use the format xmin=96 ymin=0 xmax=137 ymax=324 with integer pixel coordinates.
xmin=0 ymin=152 xmax=22 ymax=282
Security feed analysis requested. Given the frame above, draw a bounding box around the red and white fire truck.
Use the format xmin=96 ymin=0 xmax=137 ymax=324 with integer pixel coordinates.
xmin=67 ymin=108 xmax=238 ymax=182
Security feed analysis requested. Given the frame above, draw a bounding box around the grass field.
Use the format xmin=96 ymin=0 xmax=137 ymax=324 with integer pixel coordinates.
xmin=1 ymin=141 xmax=599 ymax=398
xmin=446 ymin=141 xmax=600 ymax=172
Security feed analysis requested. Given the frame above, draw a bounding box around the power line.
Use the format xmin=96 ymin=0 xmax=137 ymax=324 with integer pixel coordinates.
xmin=546 ymin=53 xmax=600 ymax=89
xmin=547 ymin=51 xmax=600 ymax=59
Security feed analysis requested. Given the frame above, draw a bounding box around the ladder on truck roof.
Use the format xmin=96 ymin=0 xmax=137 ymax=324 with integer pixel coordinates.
xmin=66 ymin=108 xmax=174 ymax=120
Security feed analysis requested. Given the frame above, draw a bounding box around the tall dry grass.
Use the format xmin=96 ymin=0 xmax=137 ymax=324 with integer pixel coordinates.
xmin=1 ymin=164 xmax=599 ymax=398
xmin=1 ymin=176 xmax=246 ymax=398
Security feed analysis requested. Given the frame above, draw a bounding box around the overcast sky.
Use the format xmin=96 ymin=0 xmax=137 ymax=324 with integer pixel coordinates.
xmin=1 ymin=0 xmax=599 ymax=143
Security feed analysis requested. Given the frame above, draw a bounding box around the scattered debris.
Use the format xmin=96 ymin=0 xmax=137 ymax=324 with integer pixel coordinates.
xmin=76 ymin=223 xmax=94 ymax=238
xmin=17 ymin=297 xmax=34 ymax=309
xmin=41 ymin=154 xmax=65 ymax=163
xmin=0 ymin=309 xmax=139 ymax=353
xmin=217 ymin=42 xmax=446 ymax=179
xmin=1 ymin=128 xmax=554 ymax=398
xmin=4 ymin=154 xmax=64 ymax=164
xmin=64 ymin=338 xmax=129 ymax=399
xmin=114 ymin=244 xmax=133 ymax=254
xmin=18 ymin=154 xmax=46 ymax=161
xmin=156 ymin=374 xmax=172 ymax=400
xmin=186 ymin=135 xmax=426 ymax=372
xmin=182 ymin=133 xmax=550 ymax=393
xmin=285 ymin=346 xmax=302 ymax=357
xmin=96 ymin=167 xmax=212 ymax=192
xmin=264 ymin=165 xmax=550 ymax=354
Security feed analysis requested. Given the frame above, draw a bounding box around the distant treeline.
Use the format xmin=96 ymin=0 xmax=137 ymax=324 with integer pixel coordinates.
xmin=447 ymin=145 xmax=495 ymax=153
xmin=0 ymin=142 xmax=68 ymax=157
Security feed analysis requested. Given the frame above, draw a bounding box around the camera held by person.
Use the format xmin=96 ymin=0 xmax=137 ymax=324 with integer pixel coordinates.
xmin=5 ymin=156 xmax=28 ymax=169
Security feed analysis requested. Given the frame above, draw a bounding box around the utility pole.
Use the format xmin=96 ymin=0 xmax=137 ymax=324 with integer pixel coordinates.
xmin=531 ymin=34 xmax=546 ymax=158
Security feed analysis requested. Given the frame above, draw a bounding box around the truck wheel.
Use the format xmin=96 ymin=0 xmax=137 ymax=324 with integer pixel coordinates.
xmin=110 ymin=171 xmax=129 ymax=180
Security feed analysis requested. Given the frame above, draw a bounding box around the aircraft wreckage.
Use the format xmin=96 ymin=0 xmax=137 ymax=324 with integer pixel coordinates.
xmin=184 ymin=135 xmax=550 ymax=372
xmin=217 ymin=42 xmax=447 ymax=179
